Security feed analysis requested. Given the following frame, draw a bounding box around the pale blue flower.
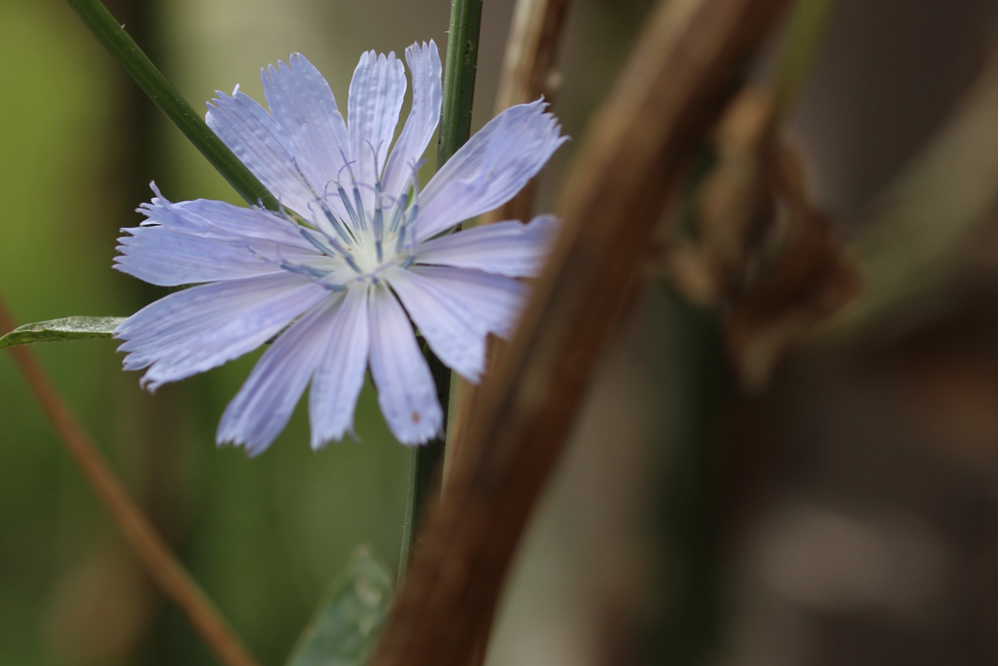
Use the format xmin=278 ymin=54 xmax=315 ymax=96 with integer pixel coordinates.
xmin=113 ymin=41 xmax=566 ymax=455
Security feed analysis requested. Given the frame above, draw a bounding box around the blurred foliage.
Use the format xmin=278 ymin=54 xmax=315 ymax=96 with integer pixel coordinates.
xmin=811 ymin=62 xmax=997 ymax=344
xmin=284 ymin=546 xmax=392 ymax=666
xmin=0 ymin=2 xmax=410 ymax=665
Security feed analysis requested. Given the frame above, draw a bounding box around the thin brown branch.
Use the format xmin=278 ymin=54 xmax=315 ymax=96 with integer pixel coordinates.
xmin=445 ymin=0 xmax=572 ymax=495
xmin=372 ymin=0 xmax=788 ymax=664
xmin=441 ymin=3 xmax=573 ymax=662
xmin=0 ymin=296 xmax=259 ymax=666
xmin=491 ymin=0 xmax=572 ymax=228
xmin=493 ymin=0 xmax=571 ymax=112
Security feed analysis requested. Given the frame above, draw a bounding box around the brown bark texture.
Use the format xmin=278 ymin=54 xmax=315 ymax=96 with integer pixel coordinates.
xmin=372 ymin=0 xmax=790 ymax=664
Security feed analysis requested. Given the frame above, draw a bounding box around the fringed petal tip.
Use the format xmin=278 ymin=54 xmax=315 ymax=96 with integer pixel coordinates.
xmin=414 ymin=99 xmax=569 ymax=239
xmin=216 ymin=434 xmax=270 ymax=459
xmin=367 ymin=286 xmax=444 ymax=445
xmin=309 ymin=426 xmax=361 ymax=452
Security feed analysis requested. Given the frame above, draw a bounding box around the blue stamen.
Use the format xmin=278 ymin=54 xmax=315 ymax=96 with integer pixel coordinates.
xmin=352 ymin=188 xmax=367 ymax=231
xmin=337 ymin=186 xmax=363 ymax=230
xmin=373 ymin=181 xmax=384 ymax=263
xmin=280 ymin=261 xmax=330 ymax=281
xmin=396 ymin=203 xmax=418 ymax=253
xmin=388 ymin=191 xmax=408 ymax=233
xmin=300 ymin=228 xmax=362 ymax=274
xmin=249 ymin=243 xmax=348 ymax=290
xmin=312 ymin=197 xmax=355 ymax=246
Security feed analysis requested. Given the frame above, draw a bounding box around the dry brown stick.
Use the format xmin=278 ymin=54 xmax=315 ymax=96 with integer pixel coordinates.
xmin=493 ymin=0 xmax=571 ymax=112
xmin=489 ymin=0 xmax=571 ymax=225
xmin=492 ymin=0 xmax=569 ymax=224
xmin=0 ymin=296 xmax=259 ymax=666
xmin=441 ymin=3 xmax=573 ymax=663
xmin=372 ymin=0 xmax=788 ymax=664
xmin=445 ymin=0 xmax=572 ymax=493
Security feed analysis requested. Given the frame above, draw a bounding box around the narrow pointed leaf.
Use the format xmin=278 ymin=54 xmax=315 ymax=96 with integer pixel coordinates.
xmin=0 ymin=317 xmax=126 ymax=349
xmin=64 ymin=0 xmax=279 ymax=209
xmin=285 ymin=546 xmax=393 ymax=666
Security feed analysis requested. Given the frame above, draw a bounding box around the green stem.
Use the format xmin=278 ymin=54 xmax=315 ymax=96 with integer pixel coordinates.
xmin=771 ymin=0 xmax=835 ymax=118
xmin=64 ymin=0 xmax=279 ymax=209
xmin=436 ymin=0 xmax=485 ymax=168
xmin=398 ymin=0 xmax=484 ymax=582
xmin=647 ymin=289 xmax=726 ymax=665
xmin=398 ymin=344 xmax=451 ymax=583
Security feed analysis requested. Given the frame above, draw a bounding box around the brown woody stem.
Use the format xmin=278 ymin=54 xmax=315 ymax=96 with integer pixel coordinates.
xmin=372 ymin=0 xmax=788 ymax=663
xmin=0 ymin=296 xmax=259 ymax=666
xmin=445 ymin=0 xmax=572 ymax=496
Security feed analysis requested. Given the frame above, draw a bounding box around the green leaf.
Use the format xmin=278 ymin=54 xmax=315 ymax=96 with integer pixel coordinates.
xmin=64 ymin=0 xmax=279 ymax=210
xmin=285 ymin=546 xmax=393 ymax=666
xmin=0 ymin=316 xmax=126 ymax=349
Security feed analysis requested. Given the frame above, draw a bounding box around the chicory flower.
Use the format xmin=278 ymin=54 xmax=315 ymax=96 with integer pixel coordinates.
xmin=114 ymin=41 xmax=566 ymax=455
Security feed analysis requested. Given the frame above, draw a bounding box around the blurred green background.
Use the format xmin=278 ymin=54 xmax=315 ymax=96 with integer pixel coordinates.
xmin=0 ymin=2 xmax=443 ymax=664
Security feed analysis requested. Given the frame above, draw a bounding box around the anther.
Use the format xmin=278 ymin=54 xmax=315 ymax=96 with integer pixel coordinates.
xmin=300 ymin=228 xmax=362 ymax=274
xmin=373 ymin=181 xmax=384 ymax=263
xmin=352 ymin=187 xmax=367 ymax=231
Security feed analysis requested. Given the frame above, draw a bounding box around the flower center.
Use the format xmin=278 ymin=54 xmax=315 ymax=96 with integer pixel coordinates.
xmin=279 ymin=176 xmax=418 ymax=290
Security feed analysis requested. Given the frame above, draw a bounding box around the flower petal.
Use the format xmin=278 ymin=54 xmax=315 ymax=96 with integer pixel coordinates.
xmin=115 ymin=228 xmax=285 ymax=286
xmin=308 ymin=281 xmax=371 ymax=449
xmin=381 ymin=41 xmax=442 ymax=201
xmin=414 ymin=214 xmax=559 ymax=277
xmin=205 ymin=89 xmax=318 ymax=216
xmin=367 ymin=283 xmax=442 ymax=444
xmin=383 ymin=266 xmax=486 ymax=382
xmin=116 ymin=273 xmax=327 ymax=391
xmin=135 ymin=189 xmax=312 ymax=245
xmin=409 ymin=265 xmax=527 ymax=339
xmin=347 ymin=50 xmax=407 ymax=214
xmin=414 ymin=99 xmax=567 ymax=240
xmin=217 ymin=295 xmax=342 ymax=456
xmin=116 ymin=188 xmax=317 ymax=286
xmin=261 ymin=53 xmax=352 ymax=222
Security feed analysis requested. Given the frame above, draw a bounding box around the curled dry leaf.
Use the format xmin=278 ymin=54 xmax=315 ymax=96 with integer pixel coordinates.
xmin=727 ymin=144 xmax=861 ymax=391
xmin=698 ymin=87 xmax=777 ymax=299
xmin=665 ymin=87 xmax=860 ymax=390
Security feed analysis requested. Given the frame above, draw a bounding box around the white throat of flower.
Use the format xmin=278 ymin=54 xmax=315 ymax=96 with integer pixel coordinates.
xmin=277 ymin=154 xmax=423 ymax=289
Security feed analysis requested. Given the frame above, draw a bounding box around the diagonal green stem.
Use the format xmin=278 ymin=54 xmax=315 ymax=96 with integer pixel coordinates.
xmin=399 ymin=0 xmax=484 ymax=583
xmin=64 ymin=0 xmax=279 ymax=209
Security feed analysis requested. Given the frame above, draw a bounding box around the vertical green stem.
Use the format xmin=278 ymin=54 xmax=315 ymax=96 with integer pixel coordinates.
xmin=64 ymin=0 xmax=278 ymax=209
xmin=398 ymin=343 xmax=452 ymax=582
xmin=398 ymin=0 xmax=484 ymax=583
xmin=436 ymin=0 xmax=485 ymax=168
xmin=646 ymin=289 xmax=726 ymax=666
